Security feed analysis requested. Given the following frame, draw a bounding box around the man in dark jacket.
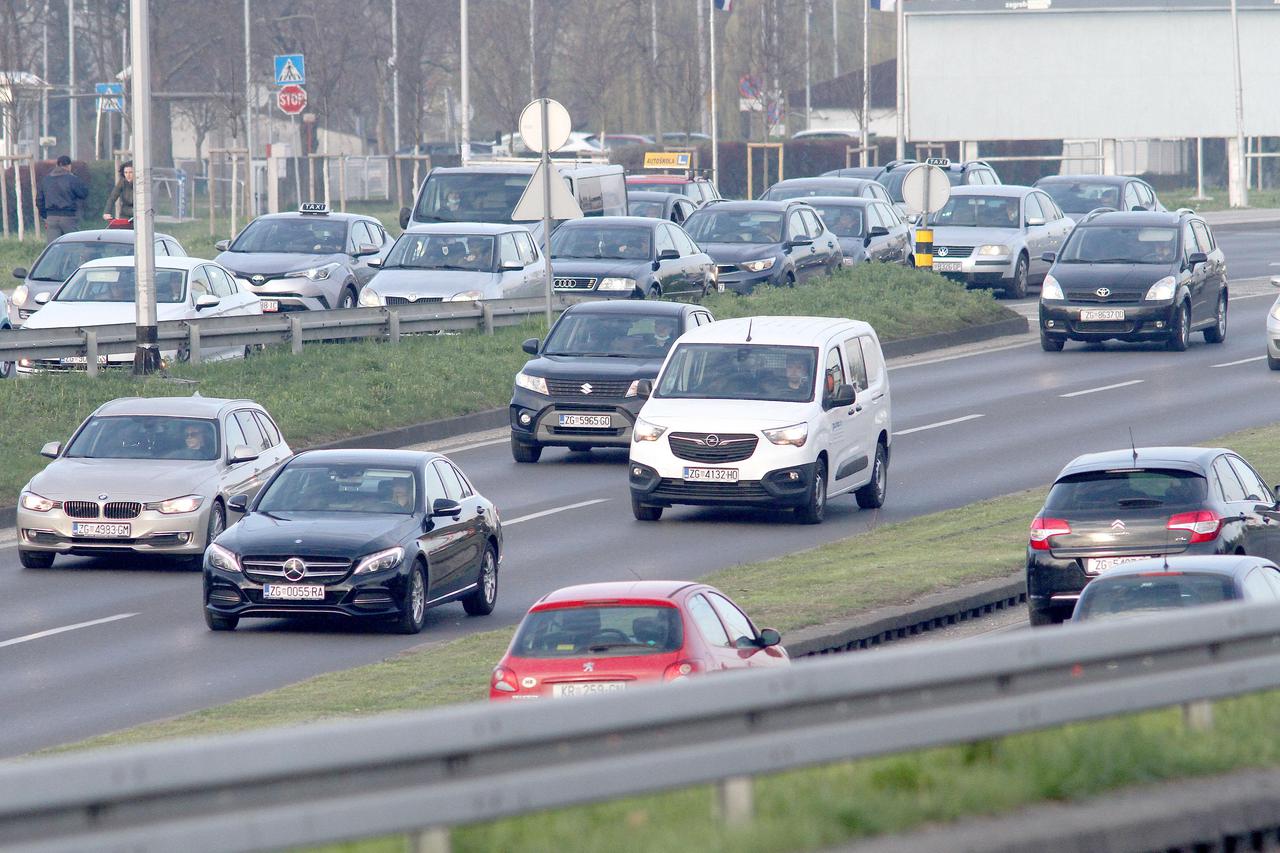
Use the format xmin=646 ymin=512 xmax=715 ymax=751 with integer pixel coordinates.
xmin=37 ymin=155 xmax=88 ymax=243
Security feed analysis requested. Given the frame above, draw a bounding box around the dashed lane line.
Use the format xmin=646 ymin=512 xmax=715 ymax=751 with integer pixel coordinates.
xmin=895 ymin=414 xmax=985 ymax=436
xmin=1059 ymin=379 xmax=1144 ymax=398
xmin=0 ymin=613 xmax=138 ymax=650
xmin=504 ymin=498 xmax=610 ymax=526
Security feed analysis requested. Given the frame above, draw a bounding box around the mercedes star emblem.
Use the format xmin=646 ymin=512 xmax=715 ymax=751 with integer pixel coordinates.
xmin=936 ymin=246 xmax=949 ymax=256
xmin=704 ymin=434 xmax=721 ymax=447
xmin=581 ymin=382 xmax=593 ymax=394
xmin=1096 ymin=287 xmax=1111 ymax=298
xmin=283 ymin=558 xmax=307 ymax=582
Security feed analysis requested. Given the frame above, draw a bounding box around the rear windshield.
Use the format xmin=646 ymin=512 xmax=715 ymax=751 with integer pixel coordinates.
xmin=1040 ymin=181 xmax=1122 ymax=214
xmin=1075 ymin=573 xmax=1236 ymax=621
xmin=763 ymin=183 xmax=857 ymax=200
xmin=1045 ymin=469 xmax=1207 ymax=512
xmin=511 ymin=605 xmax=684 ymax=657
xmin=30 ymin=241 xmax=133 ymax=282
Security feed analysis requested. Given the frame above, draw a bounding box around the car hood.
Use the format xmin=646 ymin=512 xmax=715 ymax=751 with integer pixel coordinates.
xmin=21 ymin=300 xmax=192 ymax=329
xmin=366 ymin=268 xmax=498 ymax=296
xmin=29 ymin=458 xmax=218 ymax=501
xmin=929 ymin=225 xmax=1022 ymax=247
xmin=550 ymin=258 xmax=650 ymax=279
xmin=524 ymin=354 xmax=664 ymax=381
xmin=214 ymin=252 xmax=346 ymax=277
xmin=1050 ymin=262 xmax=1175 ymax=293
xmin=637 ymin=396 xmax=809 ymax=430
xmin=698 ymin=243 xmax=784 ymax=263
xmin=218 ymin=511 xmax=415 ymax=557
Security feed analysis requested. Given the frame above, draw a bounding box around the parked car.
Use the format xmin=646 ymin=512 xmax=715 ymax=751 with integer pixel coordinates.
xmin=202 ymin=449 xmax=501 ymax=633
xmin=627 ymin=191 xmax=699 ymax=226
xmin=805 ymin=196 xmax=913 ymax=266
xmin=510 ymin=299 xmax=714 ymax=462
xmin=1034 ymin=174 xmax=1166 ymax=223
xmin=549 ymin=216 xmax=715 ymax=300
xmin=358 ymin=223 xmax=544 ymax=306
xmin=629 ymin=316 xmax=891 ymax=524
xmin=215 ymin=204 xmax=392 ymax=312
xmin=16 ymin=396 xmax=291 ymax=569
xmin=1040 ymin=210 xmax=1226 ymax=352
xmin=928 ymin=185 xmax=1074 ymax=298
xmin=16 ymin=257 xmax=263 ymax=374
xmin=682 ymin=200 xmax=841 ymax=294
xmin=1026 ymin=446 xmax=1280 ymax=625
xmin=1071 ymin=556 xmax=1280 ymax=623
xmin=624 ymin=174 xmax=721 ymax=207
xmin=489 ymin=580 xmax=788 ymax=700
xmin=9 ymin=228 xmax=187 ymax=325
xmin=760 ymin=177 xmax=893 ymax=206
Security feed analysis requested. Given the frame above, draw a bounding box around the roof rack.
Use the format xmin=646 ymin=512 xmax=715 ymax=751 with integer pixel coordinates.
xmin=1082 ymin=206 xmax=1118 ymax=223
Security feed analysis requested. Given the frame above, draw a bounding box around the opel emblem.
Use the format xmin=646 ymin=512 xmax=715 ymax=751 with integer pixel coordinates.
xmin=704 ymin=434 xmax=720 ymax=447
xmin=581 ymin=382 xmax=593 ymax=394
xmin=98 ymin=493 xmax=109 ymax=500
xmin=283 ymin=558 xmax=307 ymax=582
xmin=582 ymin=661 xmax=595 ymax=673
xmin=251 ymin=274 xmax=265 ymax=284
xmin=936 ymin=246 xmax=949 ymax=256
xmin=1096 ymin=287 xmax=1111 ymax=298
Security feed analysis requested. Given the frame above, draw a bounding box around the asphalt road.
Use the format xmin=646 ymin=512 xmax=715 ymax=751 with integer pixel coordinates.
xmin=3 ymin=227 xmax=1280 ymax=757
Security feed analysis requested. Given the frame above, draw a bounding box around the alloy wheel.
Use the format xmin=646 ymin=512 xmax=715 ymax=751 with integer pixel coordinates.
xmin=481 ymin=551 xmax=497 ymax=605
xmin=410 ymin=568 xmax=425 ymax=623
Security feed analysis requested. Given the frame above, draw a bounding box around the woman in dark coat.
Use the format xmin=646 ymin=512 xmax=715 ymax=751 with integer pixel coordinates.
xmin=103 ymin=160 xmax=134 ymax=221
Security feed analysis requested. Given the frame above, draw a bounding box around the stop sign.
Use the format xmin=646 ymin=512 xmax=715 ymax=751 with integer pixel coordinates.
xmin=277 ymin=84 xmax=307 ymax=116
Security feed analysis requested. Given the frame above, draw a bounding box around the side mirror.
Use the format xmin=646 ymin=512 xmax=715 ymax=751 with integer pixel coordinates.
xmin=367 ymin=258 xmax=383 ymax=268
xmin=11 ymin=267 xmax=26 ymax=279
xmin=1271 ymin=276 xmax=1280 ymax=289
xmin=214 ymin=239 xmax=230 ymax=252
xmin=757 ymin=628 xmax=782 ymax=648
xmin=1025 ymin=216 xmax=1046 ymax=227
xmin=228 ymin=445 xmax=259 ymax=465
xmin=34 ymin=291 xmax=51 ymax=305
xmin=786 ymin=237 xmax=814 ymax=248
xmin=634 ymin=378 xmax=653 ymax=398
xmin=1131 ymin=205 xmax=1147 ymax=212
xmin=827 ymin=383 xmax=856 ymax=409
xmin=227 ymin=494 xmax=249 ymax=514
xmin=399 ymin=207 xmax=411 ymax=229
xmin=39 ymin=441 xmax=61 ymax=459
xmin=868 ymin=226 xmax=889 ymax=238
xmin=431 ymin=498 xmax=462 ymax=517
xmin=1041 ymin=251 xmax=1057 ymax=264
xmin=521 ymin=337 xmax=540 ymax=355
xmin=501 ymin=260 xmax=524 ymax=271
xmin=355 ymin=243 xmax=380 ymax=257
xmin=195 ymin=294 xmax=220 ymax=311
xmin=657 ymin=248 xmax=681 ymax=261
xmin=1188 ymin=251 xmax=1208 ymax=268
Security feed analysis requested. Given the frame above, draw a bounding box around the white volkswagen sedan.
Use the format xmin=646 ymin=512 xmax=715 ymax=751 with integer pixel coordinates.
xmin=17 ymin=256 xmax=261 ymax=374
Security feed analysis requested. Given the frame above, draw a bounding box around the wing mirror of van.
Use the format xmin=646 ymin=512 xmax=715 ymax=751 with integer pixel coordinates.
xmin=827 ymin=383 xmax=856 ymax=409
xmin=633 ymin=378 xmax=653 ymax=398
xmin=214 ymin=239 xmax=230 ymax=252
xmin=11 ymin=267 xmax=26 ymax=279
xmin=1187 ymin=251 xmax=1208 ymax=268
xmin=39 ymin=441 xmax=62 ymax=459
xmin=399 ymin=207 xmax=411 ymax=229
xmin=521 ymin=337 xmax=540 ymax=355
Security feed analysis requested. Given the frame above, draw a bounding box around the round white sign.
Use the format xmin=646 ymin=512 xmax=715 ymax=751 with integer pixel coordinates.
xmin=518 ymin=98 xmax=572 ymax=155
xmin=899 ymin=164 xmax=952 ymax=215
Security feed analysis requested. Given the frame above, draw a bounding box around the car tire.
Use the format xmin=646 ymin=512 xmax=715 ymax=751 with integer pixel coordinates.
xmin=1167 ymin=301 xmax=1191 ymax=351
xmin=647 ymin=283 xmax=661 ymax=300
xmin=1028 ymin=606 xmax=1063 ymax=627
xmin=1040 ymin=333 xmax=1065 ymax=352
xmin=511 ymin=437 xmax=542 ymax=463
xmin=204 ymin=608 xmax=238 ymax=631
xmin=462 ymin=546 xmax=498 ymax=616
xmin=855 ymin=443 xmax=888 ymax=510
xmin=1203 ymin=292 xmax=1227 ymax=344
xmin=18 ymin=549 xmax=54 ymax=569
xmin=395 ymin=561 xmax=428 ymax=634
xmin=186 ymin=500 xmax=225 ymax=570
xmin=1005 ymin=255 xmax=1028 ymax=299
xmin=795 ymin=458 xmax=828 ymax=524
xmin=631 ymin=494 xmax=663 ymax=521
xmin=784 ymin=272 xmax=796 ymax=288
xmin=1269 ymin=354 xmax=1280 ymax=371
xmin=338 ymin=285 xmax=358 ymax=310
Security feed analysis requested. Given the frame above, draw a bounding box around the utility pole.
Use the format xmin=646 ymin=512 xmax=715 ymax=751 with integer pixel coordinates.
xmin=697 ymin=1 xmax=708 ymax=136
xmin=832 ymin=0 xmax=839 ymax=78
xmin=804 ymin=0 xmax=812 ymax=131
xmin=651 ymin=0 xmax=661 ymax=144
xmin=460 ymin=0 xmax=471 ymax=164
xmin=391 ymin=0 xmax=400 ymax=152
xmin=529 ymin=0 xmax=535 ymax=104
xmin=861 ymin=0 xmax=869 ymax=166
xmin=67 ymin=0 xmax=76 ymax=159
xmin=41 ymin=1 xmax=49 ymax=160
xmin=1228 ymin=0 xmax=1248 ymax=207
xmin=895 ymin=0 xmax=905 ymax=160
xmin=709 ymin=0 xmax=718 ymax=189
xmin=130 ymin=0 xmax=157 ymax=374
xmin=244 ymin=0 xmax=255 ymax=220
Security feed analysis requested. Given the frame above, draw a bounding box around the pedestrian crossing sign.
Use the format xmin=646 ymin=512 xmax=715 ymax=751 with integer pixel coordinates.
xmin=274 ymin=54 xmax=305 ymax=86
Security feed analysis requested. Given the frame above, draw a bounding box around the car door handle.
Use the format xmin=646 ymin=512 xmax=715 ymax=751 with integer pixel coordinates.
xmin=872 ymin=392 xmax=885 ymax=402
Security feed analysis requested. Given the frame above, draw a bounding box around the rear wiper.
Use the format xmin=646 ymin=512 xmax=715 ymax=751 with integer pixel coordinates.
xmin=587 ymin=642 xmax=650 ymax=652
xmin=1117 ymin=498 xmax=1163 ymax=507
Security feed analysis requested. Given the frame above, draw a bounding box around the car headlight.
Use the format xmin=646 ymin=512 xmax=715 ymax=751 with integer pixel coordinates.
xmin=515 ymin=371 xmax=548 ymax=395
xmin=1270 ymin=302 xmax=1280 ymax=323
xmin=762 ymin=422 xmax=808 ymax=447
xmin=354 ymin=546 xmax=405 ymax=575
xmin=1144 ymin=276 xmax=1176 ymax=301
xmin=358 ymin=288 xmax=384 ymax=307
xmin=597 ymin=277 xmax=636 ymax=291
xmin=633 ymin=417 xmax=667 ymax=442
xmin=977 ymin=244 xmax=1008 ymax=256
xmin=20 ymin=491 xmax=58 ymax=512
xmin=145 ymin=494 xmax=204 ymax=514
xmin=446 ymin=290 xmax=484 ymax=302
xmin=206 ymin=542 xmax=241 ymax=572
xmin=12 ymin=283 xmax=27 ymax=305
xmin=1041 ymin=274 xmax=1064 ymax=301
xmin=741 ymin=257 xmax=776 ymax=272
xmin=285 ymin=262 xmax=341 ymax=281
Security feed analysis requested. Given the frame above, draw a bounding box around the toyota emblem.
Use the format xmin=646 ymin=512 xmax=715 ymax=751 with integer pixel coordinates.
xmin=936 ymin=246 xmax=949 ymax=256
xmin=581 ymin=382 xmax=593 ymax=394
xmin=704 ymin=434 xmax=721 ymax=447
xmin=283 ymin=558 xmax=307 ymax=582
xmin=1096 ymin=287 xmax=1111 ymax=298
xmin=251 ymin=274 xmax=265 ymax=284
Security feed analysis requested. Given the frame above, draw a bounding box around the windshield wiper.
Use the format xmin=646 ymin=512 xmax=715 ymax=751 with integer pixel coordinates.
xmin=1117 ymin=497 xmax=1164 ymax=507
xmin=587 ymin=642 xmax=651 ymax=652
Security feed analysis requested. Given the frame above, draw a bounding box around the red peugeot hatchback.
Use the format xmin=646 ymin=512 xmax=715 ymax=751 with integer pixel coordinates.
xmin=489 ymin=581 xmax=789 ymax=701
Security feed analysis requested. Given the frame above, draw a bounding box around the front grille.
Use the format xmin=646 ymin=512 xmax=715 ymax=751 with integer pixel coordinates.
xmin=652 ymin=479 xmax=770 ymax=501
xmin=242 ymin=556 xmax=353 ymax=585
xmin=104 ymin=501 xmax=141 ymax=519
xmin=716 ymin=264 xmax=737 ymax=275
xmin=668 ymin=432 xmax=758 ymax=464
xmin=385 ymin=296 xmax=444 ymax=305
xmin=63 ymin=501 xmax=99 ymax=519
xmin=553 ymin=277 xmax=596 ymax=290
xmin=1071 ymin=321 xmax=1134 ymax=334
xmin=1066 ymin=290 xmax=1143 ymax=303
xmin=546 ymin=378 xmax=634 ymax=397
xmin=933 ymin=245 xmax=974 ymax=259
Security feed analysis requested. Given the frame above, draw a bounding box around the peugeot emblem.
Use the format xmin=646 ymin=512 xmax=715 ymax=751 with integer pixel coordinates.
xmin=936 ymin=246 xmax=949 ymax=257
xmin=1096 ymin=287 xmax=1111 ymax=298
xmin=581 ymin=382 xmax=593 ymax=394
xmin=98 ymin=493 xmax=109 ymax=500
xmin=704 ymin=434 xmax=721 ymax=447
xmin=582 ymin=661 xmax=595 ymax=673
xmin=251 ymin=274 xmax=265 ymax=284
xmin=283 ymin=558 xmax=307 ymax=582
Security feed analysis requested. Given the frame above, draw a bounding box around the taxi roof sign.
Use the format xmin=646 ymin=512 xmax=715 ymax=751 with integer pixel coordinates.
xmin=925 ymin=157 xmax=952 ymax=167
xmin=299 ymin=202 xmax=330 ymax=215
xmin=644 ymin=151 xmax=693 ymax=170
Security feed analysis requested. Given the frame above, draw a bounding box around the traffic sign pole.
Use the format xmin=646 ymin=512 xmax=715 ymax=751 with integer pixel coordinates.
xmin=540 ymin=99 xmax=553 ymax=326
xmin=130 ymin=0 xmax=158 ymax=374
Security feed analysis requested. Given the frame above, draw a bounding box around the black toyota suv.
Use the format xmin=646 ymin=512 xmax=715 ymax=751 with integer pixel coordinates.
xmin=1038 ymin=210 xmax=1228 ymax=352
xmin=510 ymin=300 xmax=714 ymax=463
xmin=1026 ymin=446 xmax=1280 ymax=626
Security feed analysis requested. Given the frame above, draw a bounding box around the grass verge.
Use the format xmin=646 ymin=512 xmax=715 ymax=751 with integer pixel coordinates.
xmin=1162 ymin=187 xmax=1280 ymax=213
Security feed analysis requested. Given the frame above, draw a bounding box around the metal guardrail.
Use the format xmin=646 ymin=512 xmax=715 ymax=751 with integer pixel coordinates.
xmin=4 ymin=602 xmax=1280 ymax=853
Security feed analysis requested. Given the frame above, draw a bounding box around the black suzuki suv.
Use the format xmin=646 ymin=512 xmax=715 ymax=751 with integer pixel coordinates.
xmin=1038 ymin=209 xmax=1227 ymax=352
xmin=509 ymin=300 xmax=714 ymax=463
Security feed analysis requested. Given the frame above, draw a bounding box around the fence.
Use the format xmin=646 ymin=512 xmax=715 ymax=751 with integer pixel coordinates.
xmin=2 ymin=601 xmax=1280 ymax=852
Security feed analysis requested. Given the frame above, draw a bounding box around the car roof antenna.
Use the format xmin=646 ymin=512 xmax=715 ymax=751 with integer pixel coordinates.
xmin=1128 ymin=426 xmax=1138 ymax=467
xmin=745 ymin=318 xmax=753 ymax=343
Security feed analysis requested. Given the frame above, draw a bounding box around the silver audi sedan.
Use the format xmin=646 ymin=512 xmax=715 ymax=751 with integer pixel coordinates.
xmin=16 ymin=396 xmax=292 ymax=569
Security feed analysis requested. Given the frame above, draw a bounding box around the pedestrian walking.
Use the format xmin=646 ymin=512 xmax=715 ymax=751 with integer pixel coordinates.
xmin=103 ymin=160 xmax=135 ymax=222
xmin=36 ymin=155 xmax=88 ymax=243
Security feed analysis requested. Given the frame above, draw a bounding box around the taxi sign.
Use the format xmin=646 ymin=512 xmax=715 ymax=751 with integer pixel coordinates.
xmin=926 ymin=157 xmax=952 ymax=167
xmin=644 ymin=151 xmax=692 ymax=169
xmin=299 ymin=202 xmax=330 ymax=215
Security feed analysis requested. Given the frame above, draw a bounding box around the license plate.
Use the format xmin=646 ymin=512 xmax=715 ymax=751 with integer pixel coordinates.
xmin=260 ymin=299 xmax=279 ymax=312
xmin=1080 ymin=308 xmax=1124 ymax=322
xmin=71 ymin=522 xmax=130 ymax=538
xmin=1085 ymin=555 xmax=1156 ymax=575
xmin=263 ymin=584 xmax=325 ymax=600
xmin=551 ymin=682 xmax=627 ymax=698
xmin=559 ymin=414 xmax=611 ymax=428
xmin=683 ymin=467 xmax=739 ymax=483
xmin=62 ymin=355 xmax=109 ymax=365
xmin=933 ymin=261 xmax=963 ymax=272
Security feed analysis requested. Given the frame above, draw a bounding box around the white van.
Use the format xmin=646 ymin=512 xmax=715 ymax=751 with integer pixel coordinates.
xmin=628 ymin=316 xmax=892 ymax=524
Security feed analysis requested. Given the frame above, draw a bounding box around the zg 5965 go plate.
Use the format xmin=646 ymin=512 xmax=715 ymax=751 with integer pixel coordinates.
xmin=683 ymin=467 xmax=738 ymax=483
xmin=1085 ymin=555 xmax=1156 ymax=575
xmin=552 ymin=682 xmax=627 ymax=698
xmin=71 ymin=522 xmax=129 ymax=538
xmin=263 ymin=584 xmax=325 ymax=600
xmin=1080 ymin=308 xmax=1124 ymax=322
xmin=932 ymin=261 xmax=962 ymax=272
xmin=558 ymin=414 xmax=611 ymax=428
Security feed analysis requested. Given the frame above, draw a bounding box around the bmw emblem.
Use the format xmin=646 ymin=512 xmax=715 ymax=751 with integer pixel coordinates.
xmin=704 ymin=434 xmax=721 ymax=447
xmin=98 ymin=493 xmax=109 ymax=500
xmin=1096 ymin=287 xmax=1111 ymax=298
xmin=936 ymin=246 xmax=949 ymax=256
xmin=283 ymin=558 xmax=307 ymax=582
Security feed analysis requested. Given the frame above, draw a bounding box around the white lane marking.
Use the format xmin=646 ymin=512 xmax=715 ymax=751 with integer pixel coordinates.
xmin=0 ymin=613 xmax=137 ymax=650
xmin=504 ymin=498 xmax=609 ymax=526
xmin=1213 ymin=355 xmax=1267 ymax=368
xmin=431 ymin=436 xmax=508 ymax=455
xmin=1059 ymin=379 xmax=1144 ymax=398
xmin=888 ymin=340 xmax=1035 ymax=371
xmin=895 ymin=414 xmax=985 ymax=436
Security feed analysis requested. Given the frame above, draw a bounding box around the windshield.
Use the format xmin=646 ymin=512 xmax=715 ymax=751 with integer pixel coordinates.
xmin=29 ymin=241 xmax=133 ymax=282
xmin=65 ymin=416 xmax=219 ymax=461
xmin=384 ymin=233 xmax=496 ymax=271
xmin=1045 ymin=469 xmax=1207 ymax=512
xmin=809 ymin=203 xmax=865 ymax=238
xmin=763 ymin=183 xmax=857 ymax=201
xmin=879 ymin=171 xmax=907 ymax=202
xmin=550 ymin=226 xmax=652 ymax=261
xmin=543 ymin=312 xmax=681 ymax=358
xmin=930 ymin=195 xmax=1021 ymax=228
xmin=1057 ymin=226 xmax=1179 ymax=265
xmin=512 ymin=605 xmax=684 ymax=657
xmin=1075 ymin=573 xmax=1236 ymax=622
xmin=1040 ymin=181 xmax=1122 ymax=214
xmin=627 ymin=184 xmax=687 ymax=197
xmin=684 ymin=211 xmax=784 ymax=244
xmin=656 ymin=343 xmax=817 ymax=402
xmin=414 ymin=172 xmax=534 ymax=223
xmin=628 ymin=200 xmax=666 ymax=219
xmin=229 ymin=218 xmax=347 ymax=254
xmin=257 ymin=463 xmax=418 ymax=514
xmin=56 ymin=267 xmax=186 ymax=303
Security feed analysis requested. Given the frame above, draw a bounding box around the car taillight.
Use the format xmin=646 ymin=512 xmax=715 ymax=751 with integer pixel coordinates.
xmin=1167 ymin=510 xmax=1222 ymax=544
xmin=663 ymin=660 xmax=700 ymax=682
xmin=1029 ymin=517 xmax=1071 ymax=551
xmin=491 ymin=665 xmax=518 ymax=693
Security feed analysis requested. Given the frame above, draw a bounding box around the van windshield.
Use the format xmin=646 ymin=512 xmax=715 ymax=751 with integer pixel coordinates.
xmin=656 ymin=343 xmax=817 ymax=402
xmin=414 ymin=172 xmax=533 ymax=223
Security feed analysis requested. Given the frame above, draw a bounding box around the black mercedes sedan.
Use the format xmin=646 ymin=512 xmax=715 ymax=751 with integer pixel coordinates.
xmin=549 ymin=216 xmax=715 ymax=300
xmin=203 ymin=449 xmax=501 ymax=634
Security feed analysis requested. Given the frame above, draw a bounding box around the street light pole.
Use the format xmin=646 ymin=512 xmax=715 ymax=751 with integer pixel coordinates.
xmin=1228 ymin=0 xmax=1248 ymax=208
xmin=895 ymin=0 xmax=905 ymax=160
xmin=391 ymin=0 xmax=400 ymax=152
xmin=804 ymin=0 xmax=812 ymax=131
xmin=243 ymin=0 xmax=255 ymax=220
xmin=528 ymin=0 xmax=535 ymax=104
xmin=67 ymin=0 xmax=76 ymax=159
xmin=459 ymin=0 xmax=471 ymax=165
xmin=130 ymin=0 xmax=157 ymax=374
xmin=861 ymin=0 xmax=869 ymax=166
xmin=709 ymin=0 xmax=718 ymax=190
xmin=832 ymin=0 xmax=839 ymax=78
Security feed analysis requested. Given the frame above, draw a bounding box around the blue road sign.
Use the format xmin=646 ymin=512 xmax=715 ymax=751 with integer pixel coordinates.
xmin=274 ymin=54 xmax=305 ymax=86
xmin=96 ymin=82 xmax=124 ymax=113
